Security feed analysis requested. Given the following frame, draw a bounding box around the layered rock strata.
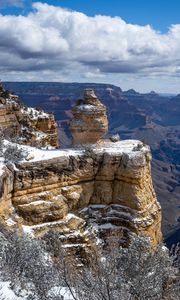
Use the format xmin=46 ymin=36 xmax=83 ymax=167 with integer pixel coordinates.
xmin=0 ymin=85 xmax=162 ymax=248
xmin=0 ymin=83 xmax=59 ymax=148
xmin=0 ymin=140 xmax=162 ymax=247
xmin=20 ymin=107 xmax=59 ymax=148
xmin=70 ymin=89 xmax=108 ymax=145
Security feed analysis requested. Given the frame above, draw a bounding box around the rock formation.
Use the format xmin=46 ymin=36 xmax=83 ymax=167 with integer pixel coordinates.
xmin=0 ymin=140 xmax=162 ymax=247
xmin=20 ymin=107 xmax=59 ymax=148
xmin=0 ymin=83 xmax=59 ymax=148
xmin=0 ymin=86 xmax=162 ymax=249
xmin=70 ymin=89 xmax=108 ymax=145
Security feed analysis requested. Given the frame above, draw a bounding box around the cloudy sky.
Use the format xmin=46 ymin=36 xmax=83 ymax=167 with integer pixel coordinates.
xmin=0 ymin=0 xmax=180 ymax=93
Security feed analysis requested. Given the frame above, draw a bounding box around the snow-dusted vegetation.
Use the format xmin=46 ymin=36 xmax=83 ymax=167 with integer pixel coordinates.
xmin=0 ymin=138 xmax=28 ymax=163
xmin=0 ymin=227 xmax=179 ymax=300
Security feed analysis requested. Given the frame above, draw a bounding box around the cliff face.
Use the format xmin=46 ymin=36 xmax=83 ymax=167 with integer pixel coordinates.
xmin=0 ymin=86 xmax=162 ymax=248
xmin=0 ymin=94 xmax=21 ymax=136
xmin=0 ymin=140 xmax=162 ymax=247
xmin=0 ymin=84 xmax=59 ymax=148
xmin=19 ymin=107 xmax=59 ymax=148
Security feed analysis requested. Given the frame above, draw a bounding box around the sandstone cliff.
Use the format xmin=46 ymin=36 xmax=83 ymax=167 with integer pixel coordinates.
xmin=0 ymin=140 xmax=162 ymax=247
xmin=0 ymin=86 xmax=162 ymax=249
xmin=0 ymin=83 xmax=59 ymax=148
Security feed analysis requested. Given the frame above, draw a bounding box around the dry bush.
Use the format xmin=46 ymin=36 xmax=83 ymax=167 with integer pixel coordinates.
xmin=0 ymin=228 xmax=179 ymax=300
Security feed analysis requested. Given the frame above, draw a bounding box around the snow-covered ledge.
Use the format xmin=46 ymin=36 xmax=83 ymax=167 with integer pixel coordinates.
xmin=0 ymin=139 xmax=162 ymax=247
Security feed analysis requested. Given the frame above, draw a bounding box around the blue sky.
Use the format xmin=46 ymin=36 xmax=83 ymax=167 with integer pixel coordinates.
xmin=0 ymin=0 xmax=180 ymax=92
xmin=1 ymin=0 xmax=180 ymax=33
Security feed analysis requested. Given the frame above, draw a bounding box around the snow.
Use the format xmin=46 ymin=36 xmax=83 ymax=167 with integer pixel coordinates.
xmin=63 ymin=243 xmax=84 ymax=248
xmin=22 ymin=145 xmax=83 ymax=162
xmin=89 ymin=204 xmax=106 ymax=209
xmin=22 ymin=225 xmax=34 ymax=235
xmin=95 ymin=140 xmax=149 ymax=157
xmin=22 ymin=220 xmax=64 ymax=232
xmin=22 ymin=213 xmax=82 ymax=232
xmin=21 ymin=107 xmax=49 ymax=120
xmin=58 ymin=230 xmax=81 ymax=239
xmin=5 ymin=218 xmax=16 ymax=226
xmin=49 ymin=286 xmax=74 ymax=300
xmin=19 ymin=200 xmax=52 ymax=207
xmin=0 ymin=162 xmax=5 ymax=176
xmin=68 ymin=192 xmax=81 ymax=199
xmin=33 ymin=130 xmax=48 ymax=140
xmin=80 ymin=204 xmax=106 ymax=214
xmin=75 ymin=104 xmax=97 ymax=111
xmin=6 ymin=99 xmax=18 ymax=106
xmin=93 ymin=223 xmax=130 ymax=232
xmin=64 ymin=213 xmax=82 ymax=222
xmin=0 ymin=281 xmax=19 ymax=299
xmin=81 ymin=204 xmax=136 ymax=217
xmin=108 ymin=209 xmax=132 ymax=218
xmin=16 ymin=139 xmax=149 ymax=163
xmin=0 ymin=281 xmax=32 ymax=300
xmin=96 ymin=223 xmax=118 ymax=229
xmin=0 ymin=138 xmax=149 ymax=166
xmin=0 ymin=281 xmax=74 ymax=300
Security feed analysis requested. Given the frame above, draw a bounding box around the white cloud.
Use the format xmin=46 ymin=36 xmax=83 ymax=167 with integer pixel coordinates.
xmin=0 ymin=2 xmax=180 ymax=92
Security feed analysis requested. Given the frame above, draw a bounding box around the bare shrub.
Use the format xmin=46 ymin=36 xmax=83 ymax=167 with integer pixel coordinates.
xmin=42 ymin=232 xmax=180 ymax=300
xmin=110 ymin=133 xmax=120 ymax=142
xmin=0 ymin=231 xmax=61 ymax=300
xmin=4 ymin=144 xmax=27 ymax=162
xmin=0 ymin=228 xmax=179 ymax=300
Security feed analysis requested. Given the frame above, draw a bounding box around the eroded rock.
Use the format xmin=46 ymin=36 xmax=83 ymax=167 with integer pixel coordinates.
xmin=0 ymin=85 xmax=162 ymax=249
xmin=0 ymin=140 xmax=162 ymax=247
xmin=0 ymin=83 xmax=59 ymax=148
xmin=70 ymin=89 xmax=108 ymax=145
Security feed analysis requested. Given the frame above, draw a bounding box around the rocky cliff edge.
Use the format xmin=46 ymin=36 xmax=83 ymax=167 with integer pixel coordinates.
xmin=0 ymin=139 xmax=162 ymax=247
xmin=0 ymin=86 xmax=162 ymax=249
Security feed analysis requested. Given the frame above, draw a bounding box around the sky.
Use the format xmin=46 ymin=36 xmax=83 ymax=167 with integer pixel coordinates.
xmin=0 ymin=0 xmax=180 ymax=93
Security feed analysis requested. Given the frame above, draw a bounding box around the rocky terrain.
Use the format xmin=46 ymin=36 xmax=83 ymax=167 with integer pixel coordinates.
xmin=4 ymin=82 xmax=179 ymax=244
xmin=0 ymin=82 xmax=58 ymax=149
xmin=0 ymin=87 xmax=162 ymax=249
xmin=0 ymin=140 xmax=161 ymax=248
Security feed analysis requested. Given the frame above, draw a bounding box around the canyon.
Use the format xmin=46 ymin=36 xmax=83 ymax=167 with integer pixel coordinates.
xmin=4 ymin=82 xmax=179 ymax=244
xmin=0 ymin=86 xmax=162 ymax=248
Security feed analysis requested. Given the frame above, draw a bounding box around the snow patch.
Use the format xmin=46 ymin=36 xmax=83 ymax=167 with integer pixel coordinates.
xmin=0 ymin=162 xmax=5 ymax=176
xmin=21 ymin=107 xmax=49 ymax=120
xmin=19 ymin=200 xmax=52 ymax=207
xmin=5 ymin=218 xmax=16 ymax=226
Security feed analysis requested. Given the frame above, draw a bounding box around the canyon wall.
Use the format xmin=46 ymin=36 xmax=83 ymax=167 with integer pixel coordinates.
xmin=0 ymin=83 xmax=59 ymax=148
xmin=0 ymin=86 xmax=162 ymax=248
xmin=0 ymin=140 xmax=162 ymax=247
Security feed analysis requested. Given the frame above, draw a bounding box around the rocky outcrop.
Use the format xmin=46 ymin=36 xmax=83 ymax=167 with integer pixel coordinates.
xmin=19 ymin=107 xmax=59 ymax=148
xmin=70 ymin=89 xmax=108 ymax=145
xmin=0 ymin=83 xmax=59 ymax=148
xmin=0 ymin=84 xmax=162 ymax=249
xmin=0 ymin=140 xmax=162 ymax=247
xmin=0 ymin=94 xmax=21 ymax=136
xmin=0 ymin=163 xmax=14 ymax=223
